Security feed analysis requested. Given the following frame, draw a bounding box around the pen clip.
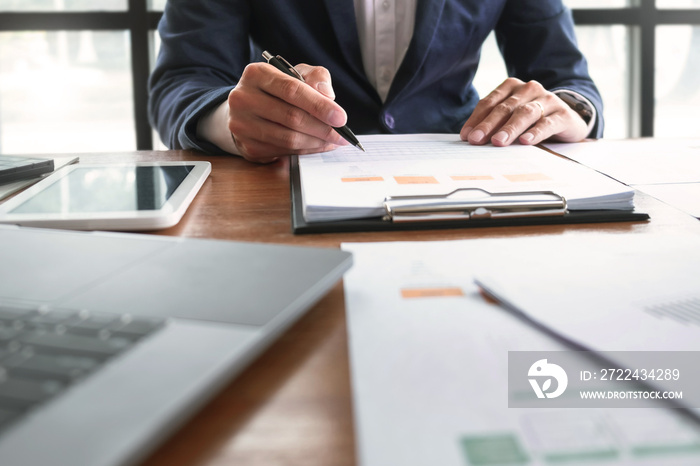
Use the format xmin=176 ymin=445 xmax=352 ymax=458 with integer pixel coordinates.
xmin=263 ymin=51 xmax=305 ymax=82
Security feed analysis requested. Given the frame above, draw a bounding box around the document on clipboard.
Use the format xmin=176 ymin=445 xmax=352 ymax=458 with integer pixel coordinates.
xmin=291 ymin=134 xmax=646 ymax=233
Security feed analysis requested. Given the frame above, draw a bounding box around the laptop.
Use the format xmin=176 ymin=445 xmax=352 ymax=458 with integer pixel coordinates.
xmin=0 ymin=224 xmax=352 ymax=465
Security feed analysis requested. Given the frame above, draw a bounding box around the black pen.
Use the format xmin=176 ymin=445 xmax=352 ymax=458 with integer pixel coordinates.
xmin=262 ymin=51 xmax=366 ymax=152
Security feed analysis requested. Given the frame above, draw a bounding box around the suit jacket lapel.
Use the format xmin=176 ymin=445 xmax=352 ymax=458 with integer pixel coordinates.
xmin=322 ymin=0 xmax=367 ymax=81
xmin=387 ymin=0 xmax=447 ymax=103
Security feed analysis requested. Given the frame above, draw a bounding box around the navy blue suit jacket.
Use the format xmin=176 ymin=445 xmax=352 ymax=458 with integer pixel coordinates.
xmin=149 ymin=0 xmax=603 ymax=154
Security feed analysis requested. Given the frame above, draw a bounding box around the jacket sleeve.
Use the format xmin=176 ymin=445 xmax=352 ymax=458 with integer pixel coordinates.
xmin=148 ymin=0 xmax=253 ymax=153
xmin=495 ymin=0 xmax=605 ymax=138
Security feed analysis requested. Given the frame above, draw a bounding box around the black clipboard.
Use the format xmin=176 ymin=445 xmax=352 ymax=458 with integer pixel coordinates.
xmin=290 ymin=156 xmax=649 ymax=235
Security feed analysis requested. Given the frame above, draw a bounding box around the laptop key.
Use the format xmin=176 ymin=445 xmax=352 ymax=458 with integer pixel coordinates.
xmin=19 ymin=332 xmax=135 ymax=357
xmin=4 ymin=352 xmax=100 ymax=381
xmin=0 ymin=376 xmax=64 ymax=408
xmin=26 ymin=310 xmax=79 ymax=329
xmin=65 ymin=314 xmax=119 ymax=334
xmin=0 ymin=327 xmax=20 ymax=343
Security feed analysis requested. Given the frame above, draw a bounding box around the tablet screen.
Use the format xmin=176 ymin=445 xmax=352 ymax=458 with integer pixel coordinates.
xmin=9 ymin=165 xmax=194 ymax=214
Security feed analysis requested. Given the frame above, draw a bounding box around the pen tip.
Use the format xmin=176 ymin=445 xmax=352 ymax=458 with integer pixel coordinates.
xmin=357 ymin=142 xmax=366 ymax=153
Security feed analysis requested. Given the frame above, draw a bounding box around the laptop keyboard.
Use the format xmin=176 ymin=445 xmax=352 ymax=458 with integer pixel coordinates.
xmin=0 ymin=304 xmax=165 ymax=434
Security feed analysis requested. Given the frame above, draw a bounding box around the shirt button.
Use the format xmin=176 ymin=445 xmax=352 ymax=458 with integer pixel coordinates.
xmin=380 ymin=67 xmax=391 ymax=81
xmin=384 ymin=113 xmax=395 ymax=129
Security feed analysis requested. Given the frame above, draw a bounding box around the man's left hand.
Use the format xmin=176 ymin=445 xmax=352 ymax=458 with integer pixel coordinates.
xmin=460 ymin=78 xmax=588 ymax=147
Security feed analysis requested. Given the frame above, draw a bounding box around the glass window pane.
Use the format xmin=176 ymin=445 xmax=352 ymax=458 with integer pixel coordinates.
xmin=564 ymin=0 xmax=630 ymax=8
xmin=0 ymin=31 xmax=136 ymax=154
xmin=657 ymin=0 xmax=700 ymax=8
xmin=0 ymin=0 xmax=126 ymax=12
xmin=149 ymin=30 xmax=167 ymax=150
xmin=655 ymin=26 xmax=700 ymax=136
xmin=471 ymin=32 xmax=507 ymax=101
xmin=574 ymin=26 xmax=630 ymax=139
xmin=148 ymin=0 xmax=167 ymax=12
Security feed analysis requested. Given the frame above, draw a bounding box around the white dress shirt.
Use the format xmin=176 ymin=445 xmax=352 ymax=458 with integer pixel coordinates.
xmin=354 ymin=0 xmax=417 ymax=102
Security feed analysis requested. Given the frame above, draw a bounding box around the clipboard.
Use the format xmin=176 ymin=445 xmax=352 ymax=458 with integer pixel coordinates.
xmin=290 ymin=156 xmax=649 ymax=234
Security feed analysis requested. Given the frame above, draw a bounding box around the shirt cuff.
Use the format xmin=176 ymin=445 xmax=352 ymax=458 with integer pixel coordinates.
xmin=553 ymin=89 xmax=597 ymax=138
xmin=196 ymin=100 xmax=242 ymax=156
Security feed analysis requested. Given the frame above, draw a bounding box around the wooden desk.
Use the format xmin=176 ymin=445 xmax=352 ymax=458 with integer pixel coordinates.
xmin=79 ymin=151 xmax=700 ymax=466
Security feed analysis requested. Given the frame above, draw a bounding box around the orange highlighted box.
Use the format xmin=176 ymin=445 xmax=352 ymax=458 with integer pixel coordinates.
xmin=394 ymin=176 xmax=439 ymax=185
xmin=451 ymin=175 xmax=495 ymax=181
xmin=341 ymin=176 xmax=384 ymax=182
xmin=504 ymin=173 xmax=551 ymax=182
xmin=401 ymin=287 xmax=465 ymax=299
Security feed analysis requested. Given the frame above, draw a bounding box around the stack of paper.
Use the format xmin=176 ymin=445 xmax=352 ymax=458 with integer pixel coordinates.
xmin=299 ymin=134 xmax=635 ymax=223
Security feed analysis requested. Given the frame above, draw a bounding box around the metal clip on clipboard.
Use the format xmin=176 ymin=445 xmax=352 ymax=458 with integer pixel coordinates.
xmin=383 ymin=188 xmax=567 ymax=223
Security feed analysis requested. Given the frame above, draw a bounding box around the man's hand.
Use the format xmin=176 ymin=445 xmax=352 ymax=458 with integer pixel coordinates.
xmin=460 ymin=78 xmax=588 ymax=147
xmin=227 ymin=62 xmax=349 ymax=163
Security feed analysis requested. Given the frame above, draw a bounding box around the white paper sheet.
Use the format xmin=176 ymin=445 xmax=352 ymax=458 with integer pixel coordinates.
xmin=635 ymin=183 xmax=700 ymax=218
xmin=544 ymin=139 xmax=700 ymax=220
xmin=544 ymin=138 xmax=700 ymax=185
xmin=300 ymin=135 xmax=634 ymax=222
xmin=343 ymin=238 xmax=700 ymax=466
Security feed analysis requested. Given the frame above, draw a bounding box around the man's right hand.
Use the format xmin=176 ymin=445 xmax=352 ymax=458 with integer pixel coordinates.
xmin=227 ymin=62 xmax=349 ymax=163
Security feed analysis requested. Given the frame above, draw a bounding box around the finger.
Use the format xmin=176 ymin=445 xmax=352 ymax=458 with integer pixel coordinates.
xmin=261 ymin=95 xmax=347 ymax=145
xmin=518 ymin=109 xmax=569 ymax=145
xmin=460 ymin=78 xmax=524 ymax=140
xmin=520 ymin=107 xmax=588 ymax=145
xmin=229 ymin=79 xmax=346 ymax=146
xmin=233 ymin=115 xmax=340 ymax=156
xmin=236 ymin=134 xmax=337 ymax=163
xmin=295 ymin=64 xmax=336 ymax=100
xmin=259 ymin=65 xmax=347 ymax=128
xmin=491 ymin=100 xmax=547 ymax=147
xmin=462 ymin=79 xmax=546 ymax=145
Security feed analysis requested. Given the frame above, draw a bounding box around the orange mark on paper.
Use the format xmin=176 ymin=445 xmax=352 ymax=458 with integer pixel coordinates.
xmin=394 ymin=176 xmax=439 ymax=185
xmin=401 ymin=287 xmax=465 ymax=299
xmin=341 ymin=176 xmax=384 ymax=182
xmin=504 ymin=173 xmax=551 ymax=182
xmin=451 ymin=175 xmax=495 ymax=181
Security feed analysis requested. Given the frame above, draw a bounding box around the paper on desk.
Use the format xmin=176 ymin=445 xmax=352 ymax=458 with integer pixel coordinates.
xmin=544 ymin=138 xmax=700 ymax=185
xmin=473 ymin=234 xmax=700 ymax=406
xmin=343 ymin=239 xmax=700 ymax=466
xmin=0 ymin=155 xmax=79 ymax=202
xmin=300 ymin=134 xmax=634 ymax=222
xmin=544 ymin=139 xmax=700 ymax=219
xmin=472 ymin=234 xmax=700 ymax=353
xmin=635 ymin=183 xmax=700 ymax=218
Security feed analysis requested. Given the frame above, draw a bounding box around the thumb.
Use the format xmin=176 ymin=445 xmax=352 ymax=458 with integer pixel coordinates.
xmin=295 ymin=63 xmax=336 ymax=100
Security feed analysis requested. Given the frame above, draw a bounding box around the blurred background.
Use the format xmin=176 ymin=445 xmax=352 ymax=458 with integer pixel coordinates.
xmin=0 ymin=0 xmax=698 ymax=155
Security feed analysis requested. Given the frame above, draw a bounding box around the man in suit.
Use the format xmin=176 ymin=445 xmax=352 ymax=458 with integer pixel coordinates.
xmin=149 ymin=0 xmax=602 ymax=163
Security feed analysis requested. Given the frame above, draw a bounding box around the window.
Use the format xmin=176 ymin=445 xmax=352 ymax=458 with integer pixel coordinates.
xmin=0 ymin=1 xmax=159 ymax=154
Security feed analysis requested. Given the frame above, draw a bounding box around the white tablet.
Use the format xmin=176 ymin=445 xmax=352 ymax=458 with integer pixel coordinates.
xmin=0 ymin=161 xmax=211 ymax=231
